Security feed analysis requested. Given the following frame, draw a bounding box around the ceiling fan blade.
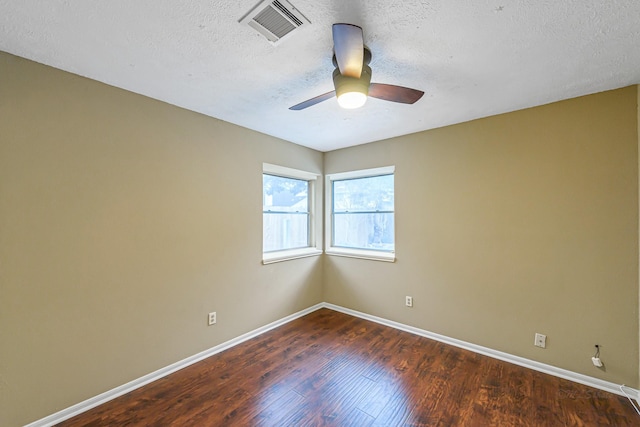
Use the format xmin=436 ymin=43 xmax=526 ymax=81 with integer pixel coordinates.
xmin=332 ymin=23 xmax=364 ymax=78
xmin=289 ymin=91 xmax=336 ymax=110
xmin=369 ymin=83 xmax=424 ymax=104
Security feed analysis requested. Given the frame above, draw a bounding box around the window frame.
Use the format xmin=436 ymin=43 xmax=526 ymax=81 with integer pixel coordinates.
xmin=262 ymin=163 xmax=322 ymax=264
xmin=325 ymin=166 xmax=396 ymax=262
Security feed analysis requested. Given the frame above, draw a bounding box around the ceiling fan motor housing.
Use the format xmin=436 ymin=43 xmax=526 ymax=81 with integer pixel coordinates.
xmin=333 ymin=64 xmax=372 ymax=99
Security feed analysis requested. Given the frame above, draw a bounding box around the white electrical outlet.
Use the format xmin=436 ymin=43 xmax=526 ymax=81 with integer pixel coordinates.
xmin=534 ymin=333 xmax=546 ymax=348
xmin=208 ymin=311 xmax=217 ymax=325
xmin=405 ymin=296 xmax=413 ymax=307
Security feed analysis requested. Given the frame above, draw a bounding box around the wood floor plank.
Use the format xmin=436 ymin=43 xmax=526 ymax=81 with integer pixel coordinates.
xmin=356 ymin=376 xmax=401 ymax=419
xmin=336 ymin=407 xmax=376 ymax=427
xmin=249 ymin=389 xmax=306 ymax=426
xmin=57 ymin=308 xmax=640 ymax=426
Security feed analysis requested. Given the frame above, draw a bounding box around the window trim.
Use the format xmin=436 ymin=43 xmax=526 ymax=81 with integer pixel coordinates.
xmin=325 ymin=165 xmax=396 ymax=263
xmin=262 ymin=163 xmax=322 ymax=264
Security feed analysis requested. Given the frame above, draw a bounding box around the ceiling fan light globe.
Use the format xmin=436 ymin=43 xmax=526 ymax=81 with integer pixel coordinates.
xmin=333 ymin=65 xmax=372 ymax=109
xmin=337 ymin=91 xmax=367 ymax=109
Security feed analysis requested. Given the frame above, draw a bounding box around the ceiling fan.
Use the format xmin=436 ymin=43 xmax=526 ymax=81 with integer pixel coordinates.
xmin=289 ymin=23 xmax=424 ymax=111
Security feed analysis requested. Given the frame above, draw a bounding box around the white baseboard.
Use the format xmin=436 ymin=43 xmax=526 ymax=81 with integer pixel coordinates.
xmin=323 ymin=302 xmax=640 ymax=402
xmin=27 ymin=301 xmax=639 ymax=426
xmin=24 ymin=303 xmax=324 ymax=427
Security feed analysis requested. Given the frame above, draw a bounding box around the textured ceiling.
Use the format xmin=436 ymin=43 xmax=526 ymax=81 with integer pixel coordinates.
xmin=1 ymin=0 xmax=639 ymax=152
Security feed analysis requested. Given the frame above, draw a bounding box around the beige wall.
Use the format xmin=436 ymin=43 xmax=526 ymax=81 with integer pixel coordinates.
xmin=0 ymin=52 xmax=323 ymax=426
xmin=325 ymin=86 xmax=639 ymax=388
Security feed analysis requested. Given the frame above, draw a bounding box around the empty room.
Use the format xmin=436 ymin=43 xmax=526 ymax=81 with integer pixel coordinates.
xmin=2 ymin=1 xmax=640 ymax=426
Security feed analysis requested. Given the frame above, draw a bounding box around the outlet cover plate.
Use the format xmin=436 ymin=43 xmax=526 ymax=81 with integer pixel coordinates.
xmin=208 ymin=312 xmax=217 ymax=325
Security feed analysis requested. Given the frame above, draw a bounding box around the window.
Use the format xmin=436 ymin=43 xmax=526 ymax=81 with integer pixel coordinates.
xmin=263 ymin=164 xmax=322 ymax=264
xmin=326 ymin=166 xmax=395 ymax=262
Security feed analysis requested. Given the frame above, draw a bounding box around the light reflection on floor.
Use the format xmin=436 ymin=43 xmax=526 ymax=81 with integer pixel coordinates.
xmin=253 ymin=346 xmax=411 ymax=426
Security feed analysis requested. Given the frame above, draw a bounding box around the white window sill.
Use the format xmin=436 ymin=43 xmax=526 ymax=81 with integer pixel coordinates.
xmin=325 ymin=247 xmax=396 ymax=263
xmin=262 ymin=248 xmax=322 ymax=265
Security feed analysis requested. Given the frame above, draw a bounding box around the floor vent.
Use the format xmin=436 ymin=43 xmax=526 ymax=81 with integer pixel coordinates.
xmin=239 ymin=0 xmax=310 ymax=45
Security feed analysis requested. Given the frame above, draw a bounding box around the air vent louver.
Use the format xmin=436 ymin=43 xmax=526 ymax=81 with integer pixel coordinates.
xmin=239 ymin=0 xmax=310 ymax=45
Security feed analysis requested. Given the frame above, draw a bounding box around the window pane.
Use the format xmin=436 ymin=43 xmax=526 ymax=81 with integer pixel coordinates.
xmin=263 ymin=213 xmax=309 ymax=252
xmin=333 ymin=174 xmax=394 ymax=212
xmin=263 ymin=174 xmax=308 ymax=213
xmin=333 ymin=212 xmax=394 ymax=251
xmin=263 ymin=174 xmax=310 ymax=252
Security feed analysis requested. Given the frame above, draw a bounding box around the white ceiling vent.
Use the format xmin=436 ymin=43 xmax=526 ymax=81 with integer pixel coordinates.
xmin=239 ymin=0 xmax=310 ymax=45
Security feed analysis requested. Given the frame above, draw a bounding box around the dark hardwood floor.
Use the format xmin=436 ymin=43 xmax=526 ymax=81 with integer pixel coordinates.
xmin=58 ymin=308 xmax=639 ymax=426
